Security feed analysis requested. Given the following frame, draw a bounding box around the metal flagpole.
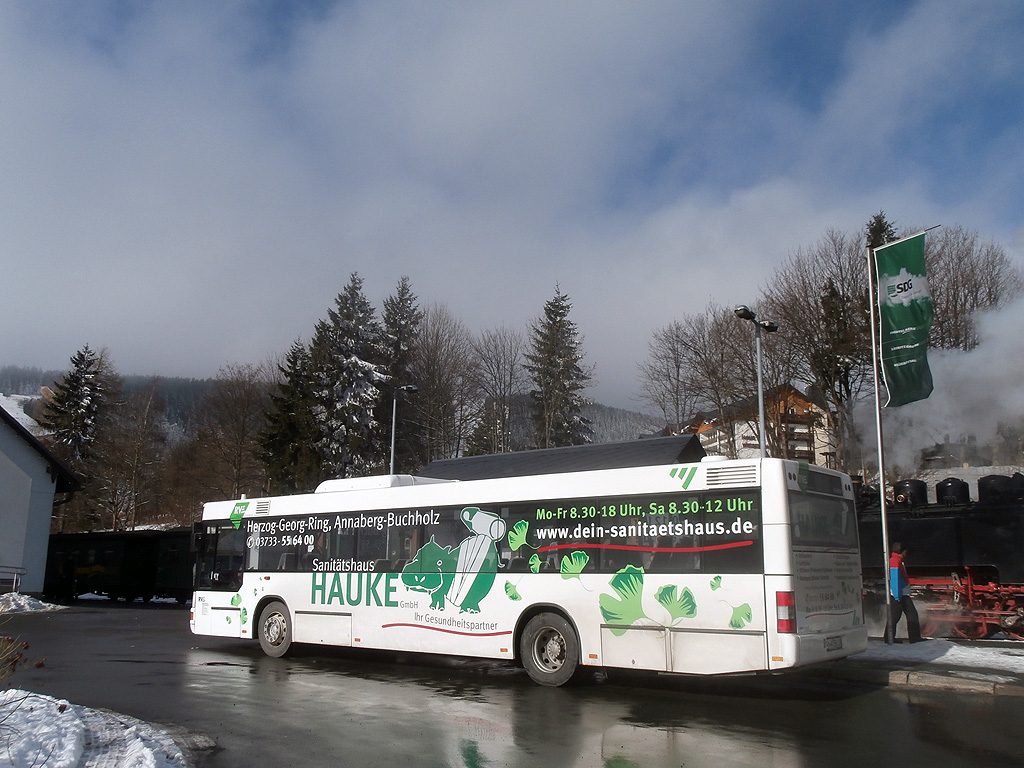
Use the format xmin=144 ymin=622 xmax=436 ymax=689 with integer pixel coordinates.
xmin=867 ymin=244 xmax=895 ymax=644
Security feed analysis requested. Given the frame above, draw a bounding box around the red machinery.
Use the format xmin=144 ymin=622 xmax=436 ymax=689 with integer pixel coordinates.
xmin=909 ymin=566 xmax=1024 ymax=640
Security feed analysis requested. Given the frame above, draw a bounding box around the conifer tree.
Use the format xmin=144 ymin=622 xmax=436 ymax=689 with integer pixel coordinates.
xmin=309 ymin=273 xmax=386 ymax=477
xmin=524 ymin=287 xmax=593 ymax=448
xmin=39 ymin=344 xmax=122 ymax=530
xmin=262 ymin=341 xmax=322 ymax=492
xmin=379 ymin=276 xmax=425 ymax=472
xmin=866 ymin=210 xmax=897 ymax=249
xmin=39 ymin=344 xmax=110 ymax=467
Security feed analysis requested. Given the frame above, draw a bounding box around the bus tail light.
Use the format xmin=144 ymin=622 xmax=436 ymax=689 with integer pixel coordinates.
xmin=776 ymin=591 xmax=796 ymax=634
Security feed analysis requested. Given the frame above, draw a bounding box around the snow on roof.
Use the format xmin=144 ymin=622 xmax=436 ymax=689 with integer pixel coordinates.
xmin=0 ymin=393 xmax=42 ymax=434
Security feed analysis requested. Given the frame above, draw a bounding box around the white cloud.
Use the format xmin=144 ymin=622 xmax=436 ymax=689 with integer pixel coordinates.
xmin=1 ymin=0 xmax=1022 ymax=411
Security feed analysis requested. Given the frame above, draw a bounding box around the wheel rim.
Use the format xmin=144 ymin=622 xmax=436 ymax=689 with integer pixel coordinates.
xmin=952 ymin=620 xmax=990 ymax=639
xmin=532 ymin=627 xmax=566 ymax=673
xmin=263 ymin=611 xmax=287 ymax=647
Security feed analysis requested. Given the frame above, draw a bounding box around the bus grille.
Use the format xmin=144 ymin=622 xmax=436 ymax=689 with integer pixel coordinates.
xmin=706 ymin=465 xmax=758 ymax=487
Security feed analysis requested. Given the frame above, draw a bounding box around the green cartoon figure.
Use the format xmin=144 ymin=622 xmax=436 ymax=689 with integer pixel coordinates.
xmin=401 ymin=507 xmax=506 ymax=613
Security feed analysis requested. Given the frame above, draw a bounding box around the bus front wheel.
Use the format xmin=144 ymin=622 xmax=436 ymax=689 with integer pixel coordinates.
xmin=521 ymin=612 xmax=579 ymax=686
xmin=258 ymin=601 xmax=292 ymax=658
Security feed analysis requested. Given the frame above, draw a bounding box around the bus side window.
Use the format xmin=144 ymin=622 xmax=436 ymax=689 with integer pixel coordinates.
xmin=356 ymin=532 xmax=387 ymax=564
xmin=330 ymin=530 xmax=355 ymax=560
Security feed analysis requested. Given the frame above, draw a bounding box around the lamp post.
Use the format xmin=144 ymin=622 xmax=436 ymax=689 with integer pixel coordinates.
xmin=390 ymin=384 xmax=418 ymax=475
xmin=734 ymin=306 xmax=778 ymax=458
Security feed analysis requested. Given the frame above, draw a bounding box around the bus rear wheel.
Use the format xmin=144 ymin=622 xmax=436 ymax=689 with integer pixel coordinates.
xmin=258 ymin=601 xmax=292 ymax=658
xmin=521 ymin=612 xmax=579 ymax=686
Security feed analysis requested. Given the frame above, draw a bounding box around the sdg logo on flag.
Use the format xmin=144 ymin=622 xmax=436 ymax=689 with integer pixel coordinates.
xmin=874 ymin=232 xmax=933 ymax=407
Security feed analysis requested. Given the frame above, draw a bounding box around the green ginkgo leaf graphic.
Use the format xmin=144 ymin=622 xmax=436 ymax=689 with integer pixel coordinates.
xmin=230 ymin=593 xmax=242 ymax=606
xmin=561 ymin=550 xmax=590 ymax=579
xmin=729 ymin=603 xmax=753 ymax=629
xmin=710 ymin=575 xmax=722 ymax=591
xmin=504 ymin=581 xmax=522 ymax=601
xmin=655 ymin=584 xmax=697 ymax=620
xmin=240 ymin=607 xmax=248 ymax=625
xmin=508 ymin=520 xmax=529 ymax=551
xmin=460 ymin=741 xmax=484 ymax=767
xmin=529 ymin=554 xmax=541 ymax=573
xmin=599 ymin=566 xmax=647 ymax=635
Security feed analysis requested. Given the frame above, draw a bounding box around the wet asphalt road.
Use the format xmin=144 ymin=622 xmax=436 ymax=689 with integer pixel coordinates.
xmin=4 ymin=603 xmax=1024 ymax=767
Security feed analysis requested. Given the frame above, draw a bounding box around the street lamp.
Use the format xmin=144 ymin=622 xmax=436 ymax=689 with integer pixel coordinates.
xmin=734 ymin=305 xmax=779 ymax=458
xmin=390 ymin=384 xmax=418 ymax=475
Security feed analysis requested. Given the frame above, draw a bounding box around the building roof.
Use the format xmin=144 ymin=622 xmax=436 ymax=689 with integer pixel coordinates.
xmin=418 ymin=435 xmax=706 ymax=481
xmin=0 ymin=403 xmax=80 ymax=493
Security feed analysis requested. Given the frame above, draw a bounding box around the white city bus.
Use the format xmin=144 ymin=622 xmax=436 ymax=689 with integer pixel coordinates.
xmin=190 ymin=456 xmax=866 ymax=685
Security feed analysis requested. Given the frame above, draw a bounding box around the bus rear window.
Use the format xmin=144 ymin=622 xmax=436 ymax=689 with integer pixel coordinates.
xmin=789 ymin=492 xmax=858 ymax=549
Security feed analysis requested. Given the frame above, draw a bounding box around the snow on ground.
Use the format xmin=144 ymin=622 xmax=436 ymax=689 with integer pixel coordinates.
xmin=1 ymin=596 xmax=191 ymax=767
xmin=0 ymin=593 xmax=65 ymax=614
xmin=0 ymin=689 xmax=189 ymax=768
xmin=856 ymin=636 xmax=1024 ymax=683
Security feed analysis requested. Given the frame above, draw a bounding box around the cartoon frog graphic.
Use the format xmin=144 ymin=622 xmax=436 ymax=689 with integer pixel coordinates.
xmin=401 ymin=507 xmax=506 ymax=613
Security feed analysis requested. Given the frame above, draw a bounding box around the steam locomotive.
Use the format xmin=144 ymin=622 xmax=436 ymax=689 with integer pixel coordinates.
xmin=857 ymin=472 xmax=1024 ymax=639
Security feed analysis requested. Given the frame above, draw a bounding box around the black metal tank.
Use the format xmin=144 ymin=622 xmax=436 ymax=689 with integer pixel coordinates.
xmin=893 ymin=478 xmax=928 ymax=508
xmin=936 ymin=477 xmax=970 ymax=506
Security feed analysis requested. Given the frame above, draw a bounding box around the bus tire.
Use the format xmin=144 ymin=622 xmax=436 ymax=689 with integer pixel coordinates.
xmin=258 ymin=601 xmax=292 ymax=658
xmin=521 ymin=612 xmax=579 ymax=686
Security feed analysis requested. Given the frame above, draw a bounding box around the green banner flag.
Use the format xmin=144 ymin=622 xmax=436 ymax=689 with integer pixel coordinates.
xmin=874 ymin=232 xmax=933 ymax=406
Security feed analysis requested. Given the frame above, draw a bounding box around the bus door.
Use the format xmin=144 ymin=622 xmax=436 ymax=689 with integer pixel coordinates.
xmin=191 ymin=521 xmax=246 ymax=637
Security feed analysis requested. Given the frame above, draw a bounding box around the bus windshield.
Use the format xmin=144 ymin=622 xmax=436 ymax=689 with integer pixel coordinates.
xmin=788 ymin=490 xmax=858 ymax=550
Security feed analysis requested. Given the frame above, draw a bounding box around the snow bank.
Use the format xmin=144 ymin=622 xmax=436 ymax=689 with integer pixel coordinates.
xmin=0 ymin=594 xmax=65 ymax=614
xmin=0 ymin=690 xmax=190 ymax=768
xmin=0 ymin=689 xmax=84 ymax=768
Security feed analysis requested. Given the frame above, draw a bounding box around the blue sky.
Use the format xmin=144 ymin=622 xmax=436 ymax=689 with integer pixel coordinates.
xmin=2 ymin=0 xmax=1022 ymax=411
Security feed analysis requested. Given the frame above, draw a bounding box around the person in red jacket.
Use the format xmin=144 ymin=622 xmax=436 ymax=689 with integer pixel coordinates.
xmin=889 ymin=544 xmax=922 ymax=642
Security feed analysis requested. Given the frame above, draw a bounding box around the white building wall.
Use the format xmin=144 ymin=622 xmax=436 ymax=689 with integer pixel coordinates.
xmin=0 ymin=419 xmax=57 ymax=593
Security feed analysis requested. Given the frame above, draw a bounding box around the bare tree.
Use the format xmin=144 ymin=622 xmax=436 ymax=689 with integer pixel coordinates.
xmin=760 ymin=229 xmax=872 ymax=472
xmin=157 ymin=437 xmax=208 ymax=527
xmin=924 ymin=224 xmax=1024 ymax=351
xmin=410 ymin=304 xmax=480 ymax=462
xmin=193 ymin=363 xmax=273 ymax=500
xmin=637 ymin=305 xmax=745 ymax=455
xmin=92 ymin=381 xmax=166 ymax=530
xmin=637 ymin=320 xmax=701 ymax=433
xmin=468 ymin=325 xmax=529 ymax=454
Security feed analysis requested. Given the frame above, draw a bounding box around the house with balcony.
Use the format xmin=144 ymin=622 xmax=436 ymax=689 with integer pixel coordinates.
xmin=682 ymin=386 xmax=834 ymax=467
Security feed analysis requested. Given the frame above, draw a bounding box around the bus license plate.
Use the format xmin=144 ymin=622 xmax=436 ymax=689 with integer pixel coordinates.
xmin=824 ymin=636 xmax=843 ymax=652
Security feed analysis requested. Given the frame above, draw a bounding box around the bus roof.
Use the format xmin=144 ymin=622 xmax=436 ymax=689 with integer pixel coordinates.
xmin=418 ymin=435 xmax=705 ymax=481
xmin=315 ymin=475 xmax=455 ymax=494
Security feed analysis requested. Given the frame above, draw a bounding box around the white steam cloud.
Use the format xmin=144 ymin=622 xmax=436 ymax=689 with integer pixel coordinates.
xmin=860 ymin=296 xmax=1024 ymax=474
